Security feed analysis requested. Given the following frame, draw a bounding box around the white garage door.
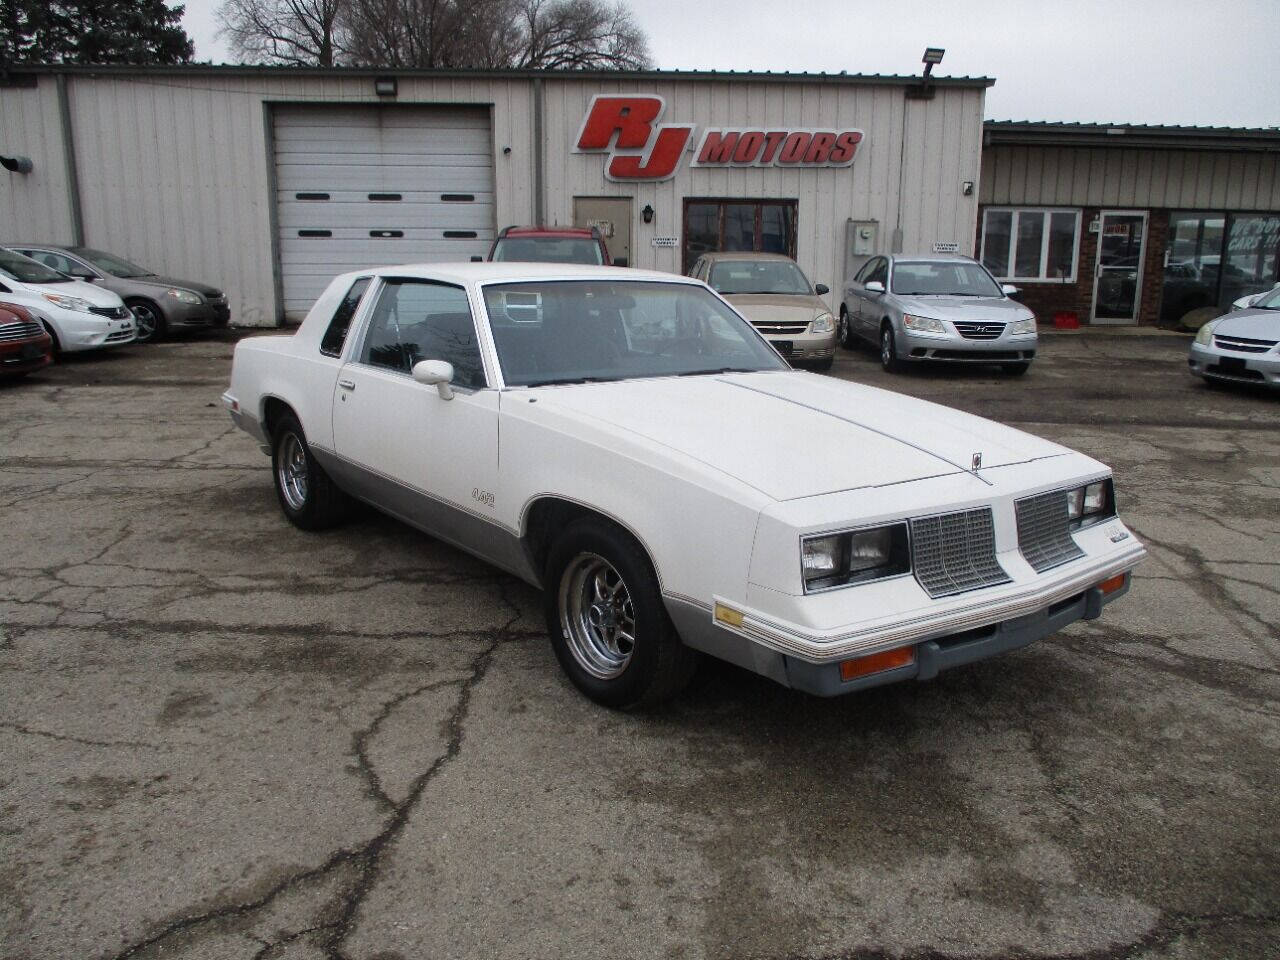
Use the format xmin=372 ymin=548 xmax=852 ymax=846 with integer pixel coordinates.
xmin=273 ymin=105 xmax=495 ymax=321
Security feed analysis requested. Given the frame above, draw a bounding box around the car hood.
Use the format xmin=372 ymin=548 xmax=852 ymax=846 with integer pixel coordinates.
xmin=128 ymin=275 xmax=222 ymax=296
xmin=892 ymin=295 xmax=1029 ymax=321
xmin=1214 ymin=309 xmax=1280 ymax=339
xmin=525 ymin=372 xmax=1070 ymax=500
xmin=11 ymin=276 xmax=125 ymax=307
xmin=721 ymin=293 xmax=828 ymax=323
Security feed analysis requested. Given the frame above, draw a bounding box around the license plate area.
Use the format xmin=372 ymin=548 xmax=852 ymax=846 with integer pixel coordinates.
xmin=772 ymin=340 xmax=794 ymax=357
xmin=1218 ymin=356 xmax=1247 ymax=373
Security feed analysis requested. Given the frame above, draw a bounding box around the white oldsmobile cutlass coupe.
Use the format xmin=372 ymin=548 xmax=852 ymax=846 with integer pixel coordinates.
xmin=224 ymin=263 xmax=1146 ymax=708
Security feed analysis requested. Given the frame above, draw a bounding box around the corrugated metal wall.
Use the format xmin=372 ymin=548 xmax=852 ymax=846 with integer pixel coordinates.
xmin=980 ymin=144 xmax=1280 ymax=210
xmin=1 ymin=71 xmax=984 ymax=326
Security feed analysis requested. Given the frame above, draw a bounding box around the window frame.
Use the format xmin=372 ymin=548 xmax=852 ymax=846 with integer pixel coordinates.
xmin=980 ymin=207 xmax=1082 ymax=283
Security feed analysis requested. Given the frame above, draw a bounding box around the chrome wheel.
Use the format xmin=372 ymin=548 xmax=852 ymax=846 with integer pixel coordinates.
xmin=276 ymin=432 xmax=309 ymax=511
xmin=838 ymin=310 xmax=849 ymax=347
xmin=130 ymin=303 xmax=159 ymax=342
xmin=881 ymin=328 xmax=893 ymax=367
xmin=558 ymin=552 xmax=636 ymax=680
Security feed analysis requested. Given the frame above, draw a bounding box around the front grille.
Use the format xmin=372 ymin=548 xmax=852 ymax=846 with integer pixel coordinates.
xmin=0 ymin=320 xmax=44 ymax=342
xmin=1015 ymin=490 xmax=1085 ymax=573
xmin=105 ymin=329 xmax=134 ymax=342
xmin=90 ymin=305 xmax=129 ymax=319
xmin=953 ymin=321 xmax=1006 ymax=340
xmin=1214 ymin=334 xmax=1276 ymax=354
xmin=754 ymin=321 xmax=810 ymax=335
xmin=909 ymin=508 xmax=1011 ymax=598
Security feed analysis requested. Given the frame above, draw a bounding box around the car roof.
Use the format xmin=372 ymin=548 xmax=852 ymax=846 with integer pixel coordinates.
xmin=335 ymin=262 xmax=694 ymax=286
xmin=698 ymin=251 xmax=798 ymax=263
xmin=498 ymin=226 xmax=598 ymax=238
xmin=4 ymin=242 xmax=75 ymax=252
xmin=890 ymin=253 xmax=978 ymax=264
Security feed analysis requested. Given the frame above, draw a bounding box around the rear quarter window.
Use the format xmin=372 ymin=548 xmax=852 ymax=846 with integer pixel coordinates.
xmin=320 ymin=277 xmax=371 ymax=357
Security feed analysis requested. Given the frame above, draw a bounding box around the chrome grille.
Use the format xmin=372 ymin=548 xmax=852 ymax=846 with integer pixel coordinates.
xmin=754 ymin=321 xmax=810 ymax=335
xmin=0 ymin=320 xmax=44 ymax=342
xmin=1213 ymin=334 xmax=1276 ymax=354
xmin=952 ymin=321 xmax=1006 ymax=340
xmin=1015 ymin=490 xmax=1084 ymax=573
xmin=909 ymin=508 xmax=1011 ymax=598
xmin=90 ymin=305 xmax=130 ymax=319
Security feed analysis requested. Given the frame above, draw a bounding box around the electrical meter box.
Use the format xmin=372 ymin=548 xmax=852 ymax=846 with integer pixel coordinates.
xmin=843 ymin=219 xmax=879 ymax=292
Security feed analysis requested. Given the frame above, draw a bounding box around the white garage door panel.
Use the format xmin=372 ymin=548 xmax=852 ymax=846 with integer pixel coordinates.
xmin=274 ymin=105 xmax=495 ymax=322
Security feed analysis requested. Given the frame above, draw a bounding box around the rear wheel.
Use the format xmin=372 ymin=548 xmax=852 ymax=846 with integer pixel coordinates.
xmin=880 ymin=324 xmax=901 ymax=373
xmin=838 ymin=307 xmax=854 ymax=349
xmin=126 ymin=300 xmax=165 ymax=343
xmin=544 ymin=518 xmax=698 ymax=709
xmin=271 ymin=413 xmax=348 ymax=530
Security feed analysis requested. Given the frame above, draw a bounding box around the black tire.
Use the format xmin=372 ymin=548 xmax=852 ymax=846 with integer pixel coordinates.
xmin=270 ymin=412 xmax=348 ymax=530
xmin=880 ymin=323 xmax=901 ymax=373
xmin=126 ymin=300 xmax=166 ymax=343
xmin=1001 ymin=361 xmax=1031 ymax=376
xmin=543 ymin=517 xmax=698 ymax=709
xmin=809 ymin=356 xmax=834 ymax=372
xmin=838 ymin=307 xmax=854 ymax=349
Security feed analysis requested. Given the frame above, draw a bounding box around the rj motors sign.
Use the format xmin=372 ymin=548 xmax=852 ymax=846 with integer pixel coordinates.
xmin=575 ymin=95 xmax=864 ymax=181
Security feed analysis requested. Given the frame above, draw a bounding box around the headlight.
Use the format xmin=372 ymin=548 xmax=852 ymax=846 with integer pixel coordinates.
xmin=810 ymin=312 xmax=834 ymax=334
xmin=801 ymin=523 xmax=910 ymax=592
xmin=42 ymin=292 xmax=95 ymax=314
xmin=167 ymin=288 xmax=202 ymax=304
xmin=1194 ymin=322 xmax=1217 ymax=345
xmin=1064 ymin=478 xmax=1115 ymax=528
xmin=1009 ymin=317 xmax=1036 ymax=335
xmin=902 ymin=314 xmax=946 ymax=334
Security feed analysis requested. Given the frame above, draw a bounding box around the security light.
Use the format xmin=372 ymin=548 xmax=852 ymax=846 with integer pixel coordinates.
xmin=922 ymin=48 xmax=945 ymax=65
xmin=373 ymin=77 xmax=397 ymax=97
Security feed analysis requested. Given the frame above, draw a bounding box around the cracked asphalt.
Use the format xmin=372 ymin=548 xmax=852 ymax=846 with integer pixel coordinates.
xmin=1 ymin=330 xmax=1277 ymax=960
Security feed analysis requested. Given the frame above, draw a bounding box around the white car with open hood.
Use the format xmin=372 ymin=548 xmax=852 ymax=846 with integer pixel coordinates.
xmin=223 ymin=263 xmax=1146 ymax=708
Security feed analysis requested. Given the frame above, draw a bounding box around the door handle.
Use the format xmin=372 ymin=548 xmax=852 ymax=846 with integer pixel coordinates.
xmin=338 ymin=379 xmax=356 ymax=390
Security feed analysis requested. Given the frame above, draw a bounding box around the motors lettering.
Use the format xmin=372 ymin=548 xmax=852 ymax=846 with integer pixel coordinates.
xmin=575 ymin=95 xmax=864 ymax=182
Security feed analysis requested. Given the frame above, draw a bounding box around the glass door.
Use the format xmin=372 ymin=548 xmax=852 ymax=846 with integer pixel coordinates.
xmin=1092 ymin=211 xmax=1148 ymax=324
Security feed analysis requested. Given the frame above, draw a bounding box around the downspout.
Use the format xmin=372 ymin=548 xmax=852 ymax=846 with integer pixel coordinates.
xmin=55 ymin=72 xmax=85 ymax=246
xmin=533 ymin=74 xmax=545 ymax=226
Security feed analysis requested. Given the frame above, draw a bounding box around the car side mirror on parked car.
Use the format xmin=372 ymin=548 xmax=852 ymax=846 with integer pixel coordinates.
xmin=1001 ymin=284 xmax=1020 ymax=297
xmin=412 ymin=359 xmax=456 ymax=400
xmin=814 ymin=283 xmax=829 ymax=296
xmin=865 ymin=280 xmax=885 ymax=295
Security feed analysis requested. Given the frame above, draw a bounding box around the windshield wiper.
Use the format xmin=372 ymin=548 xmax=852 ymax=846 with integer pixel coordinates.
xmin=522 ymin=375 xmax=615 ymax=387
xmin=677 ymin=366 xmax=756 ymax=376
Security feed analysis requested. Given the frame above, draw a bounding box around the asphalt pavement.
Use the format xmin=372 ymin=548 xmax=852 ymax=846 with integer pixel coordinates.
xmin=1 ymin=329 xmax=1277 ymax=959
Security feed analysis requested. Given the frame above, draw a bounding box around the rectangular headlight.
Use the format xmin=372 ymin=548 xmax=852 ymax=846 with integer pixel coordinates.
xmin=1066 ymin=478 xmax=1115 ymax=529
xmin=801 ymin=523 xmax=910 ymax=592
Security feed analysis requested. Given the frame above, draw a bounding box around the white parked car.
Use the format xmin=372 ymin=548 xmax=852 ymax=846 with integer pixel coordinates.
xmin=223 ymin=263 xmax=1146 ymax=708
xmin=1231 ymin=281 xmax=1280 ymax=312
xmin=0 ymin=247 xmax=136 ymax=351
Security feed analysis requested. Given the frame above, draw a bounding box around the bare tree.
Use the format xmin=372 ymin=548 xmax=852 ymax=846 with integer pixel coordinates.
xmin=219 ymin=0 xmax=345 ymax=66
xmin=507 ymin=0 xmax=649 ymax=70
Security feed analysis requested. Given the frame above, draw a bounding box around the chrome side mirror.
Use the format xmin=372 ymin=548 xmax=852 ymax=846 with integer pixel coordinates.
xmin=865 ymin=280 xmax=885 ymax=295
xmin=411 ymin=359 xmax=455 ymax=400
xmin=1001 ymin=284 xmax=1020 ymax=297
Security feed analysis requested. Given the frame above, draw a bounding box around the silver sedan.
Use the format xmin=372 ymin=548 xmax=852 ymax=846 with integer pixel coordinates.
xmin=1188 ymin=286 xmax=1280 ymax=389
xmin=840 ymin=254 xmax=1038 ymax=375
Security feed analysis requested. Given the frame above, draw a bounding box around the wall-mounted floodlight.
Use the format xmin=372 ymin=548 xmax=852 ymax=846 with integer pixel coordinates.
xmin=0 ymin=155 xmax=33 ymax=174
xmin=922 ymin=48 xmax=945 ymax=78
xmin=374 ymin=76 xmax=397 ymax=97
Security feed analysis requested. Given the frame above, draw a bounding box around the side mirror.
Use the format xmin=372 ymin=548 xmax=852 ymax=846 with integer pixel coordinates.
xmin=411 ymin=359 xmax=455 ymax=400
xmin=470 ymin=255 xmax=483 ymax=262
xmin=865 ymin=280 xmax=885 ymax=295
xmin=814 ymin=282 xmax=829 ymax=296
xmin=1001 ymin=284 xmax=1020 ymax=297
xmin=613 ymin=257 xmax=628 ymax=268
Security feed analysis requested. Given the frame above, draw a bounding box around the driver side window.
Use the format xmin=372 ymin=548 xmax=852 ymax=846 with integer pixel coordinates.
xmin=359 ymin=280 xmax=486 ymax=388
xmin=867 ymin=258 xmax=888 ymax=286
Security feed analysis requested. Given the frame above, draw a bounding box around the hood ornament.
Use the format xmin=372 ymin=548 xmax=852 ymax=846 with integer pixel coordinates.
xmin=971 ymin=452 xmax=983 ymax=471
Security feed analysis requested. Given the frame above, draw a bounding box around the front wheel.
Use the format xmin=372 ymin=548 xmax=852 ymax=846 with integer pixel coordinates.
xmin=126 ymin=300 xmax=165 ymax=343
xmin=543 ymin=518 xmax=698 ymax=709
xmin=271 ymin=413 xmax=348 ymax=530
xmin=880 ymin=324 xmax=902 ymax=373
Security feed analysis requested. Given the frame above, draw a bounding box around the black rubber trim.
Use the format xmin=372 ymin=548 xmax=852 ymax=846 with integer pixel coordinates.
xmin=297 ymin=229 xmax=331 ymax=237
xmin=441 ymin=193 xmax=475 ymax=202
xmin=295 ymin=192 xmax=330 ymax=200
xmin=444 ymin=230 xmax=478 ymax=239
xmin=368 ymin=192 xmax=402 ymax=201
xmin=369 ymin=230 xmax=404 ymax=238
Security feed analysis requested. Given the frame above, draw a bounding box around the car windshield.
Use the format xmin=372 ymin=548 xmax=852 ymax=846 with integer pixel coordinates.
xmin=892 ymin=261 xmax=1003 ymax=297
xmin=491 ymin=237 xmax=604 ymax=265
xmin=0 ymin=247 xmax=71 ymax=284
xmin=1253 ymin=287 xmax=1280 ymax=309
xmin=482 ymin=280 xmax=788 ymax=386
xmin=708 ymin=260 xmax=812 ymax=295
xmin=71 ymin=247 xmax=153 ymax=278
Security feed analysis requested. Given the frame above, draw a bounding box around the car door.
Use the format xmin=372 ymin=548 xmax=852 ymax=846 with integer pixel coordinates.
xmin=330 ymin=277 xmax=501 ymax=546
xmin=848 ymin=257 xmax=882 ymax=336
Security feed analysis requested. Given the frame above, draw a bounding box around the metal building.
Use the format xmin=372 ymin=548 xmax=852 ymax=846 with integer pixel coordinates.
xmin=0 ymin=66 xmax=990 ymax=326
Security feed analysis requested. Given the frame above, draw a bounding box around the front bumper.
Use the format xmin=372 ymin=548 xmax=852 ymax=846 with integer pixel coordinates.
xmin=164 ymin=298 xmax=230 ymax=329
xmin=760 ymin=329 xmax=838 ymax=363
xmin=47 ymin=309 xmax=137 ymax=352
xmin=1188 ymin=341 xmax=1280 ymax=387
xmin=903 ymin=329 xmax=1037 ymax=363
xmin=0 ymin=334 xmax=54 ymax=375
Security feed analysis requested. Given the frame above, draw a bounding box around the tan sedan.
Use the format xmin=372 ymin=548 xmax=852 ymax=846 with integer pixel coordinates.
xmin=689 ymin=252 xmax=837 ymax=371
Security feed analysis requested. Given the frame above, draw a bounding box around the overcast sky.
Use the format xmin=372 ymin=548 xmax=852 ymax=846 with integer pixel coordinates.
xmin=180 ymin=0 xmax=1280 ymax=127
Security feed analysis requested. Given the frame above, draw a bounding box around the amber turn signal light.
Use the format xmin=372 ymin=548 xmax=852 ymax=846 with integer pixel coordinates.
xmin=1098 ymin=573 xmax=1126 ymax=595
xmin=839 ymin=645 xmax=915 ymax=682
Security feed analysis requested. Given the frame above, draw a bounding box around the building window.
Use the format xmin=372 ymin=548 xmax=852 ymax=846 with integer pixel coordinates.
xmin=981 ymin=208 xmax=1081 ymax=282
xmin=1163 ymin=211 xmax=1280 ymax=321
xmin=682 ymin=199 xmax=797 ymax=273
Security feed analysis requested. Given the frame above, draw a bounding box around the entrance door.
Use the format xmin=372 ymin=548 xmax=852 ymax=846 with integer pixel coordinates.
xmin=574 ymin=197 xmax=632 ymax=266
xmin=1092 ymin=211 xmax=1148 ymax=324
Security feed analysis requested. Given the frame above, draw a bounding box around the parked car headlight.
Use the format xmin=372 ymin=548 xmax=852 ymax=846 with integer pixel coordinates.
xmin=1194 ymin=321 xmax=1218 ymax=345
xmin=41 ymin=292 xmax=95 ymax=314
xmin=801 ymin=523 xmax=911 ymax=592
xmin=902 ymin=314 xmax=946 ymax=334
xmin=1064 ymin=478 xmax=1115 ymax=529
xmin=167 ymin=288 xmax=203 ymax=304
xmin=1009 ymin=317 xmax=1036 ymax=335
xmin=810 ymin=312 xmax=834 ymax=334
